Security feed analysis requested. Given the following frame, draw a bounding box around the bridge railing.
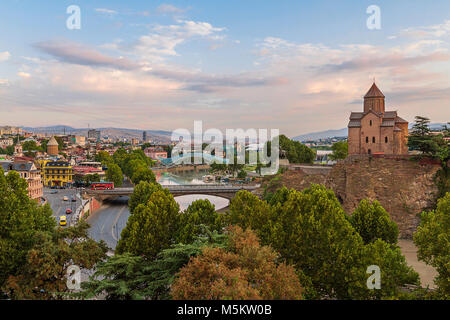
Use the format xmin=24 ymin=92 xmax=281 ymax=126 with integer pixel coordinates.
xmin=85 ymin=184 xmax=260 ymax=194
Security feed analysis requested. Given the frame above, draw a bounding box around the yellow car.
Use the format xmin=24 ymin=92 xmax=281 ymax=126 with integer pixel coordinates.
xmin=59 ymin=216 xmax=67 ymax=226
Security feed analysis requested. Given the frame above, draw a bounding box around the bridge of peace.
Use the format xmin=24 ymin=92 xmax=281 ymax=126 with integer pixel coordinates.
xmin=84 ymin=184 xmax=261 ymax=201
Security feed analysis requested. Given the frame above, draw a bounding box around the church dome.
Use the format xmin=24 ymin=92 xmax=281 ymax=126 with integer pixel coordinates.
xmin=47 ymin=136 xmax=59 ymax=146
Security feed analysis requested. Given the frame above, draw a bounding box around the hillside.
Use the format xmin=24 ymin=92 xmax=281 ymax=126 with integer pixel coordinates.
xmin=292 ymin=123 xmax=447 ymax=141
xmin=21 ymin=125 xmax=172 ymax=143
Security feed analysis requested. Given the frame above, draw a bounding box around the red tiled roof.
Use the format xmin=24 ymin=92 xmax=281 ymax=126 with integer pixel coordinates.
xmin=383 ymin=111 xmax=397 ymax=119
xmin=350 ymin=112 xmax=364 ymax=120
xmin=395 ymin=116 xmax=408 ymax=123
xmin=348 ymin=120 xmax=361 ymax=128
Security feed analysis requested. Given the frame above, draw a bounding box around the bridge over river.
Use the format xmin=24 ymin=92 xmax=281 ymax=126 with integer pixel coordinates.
xmin=85 ymin=184 xmax=261 ymax=200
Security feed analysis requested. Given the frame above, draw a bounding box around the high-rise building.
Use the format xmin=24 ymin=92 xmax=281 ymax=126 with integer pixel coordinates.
xmin=143 ymin=131 xmax=147 ymax=142
xmin=88 ymin=129 xmax=101 ymax=142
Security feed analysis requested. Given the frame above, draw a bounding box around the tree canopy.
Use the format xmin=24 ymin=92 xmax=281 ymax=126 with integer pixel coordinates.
xmin=81 ymin=228 xmax=227 ymax=300
xmin=116 ymin=189 xmax=180 ymax=258
xmin=329 ymin=141 xmax=348 ymax=160
xmin=408 ymin=116 xmax=448 ymax=159
xmin=226 ymin=185 xmax=419 ymax=299
xmin=279 ymin=135 xmax=316 ymax=164
xmin=0 ymin=168 xmax=107 ymax=299
xmin=414 ymin=193 xmax=450 ymax=298
xmin=350 ymin=199 xmax=399 ymax=245
xmin=106 ymin=163 xmax=123 ymax=187
xmin=171 ymin=226 xmax=303 ymax=300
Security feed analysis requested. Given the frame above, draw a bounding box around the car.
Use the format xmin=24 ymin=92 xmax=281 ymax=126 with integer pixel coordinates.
xmin=71 ymin=197 xmax=76 ymax=202
xmin=50 ymin=190 xmax=58 ymax=194
xmin=65 ymin=209 xmax=72 ymax=214
xmin=63 ymin=196 xmax=69 ymax=201
xmin=59 ymin=216 xmax=67 ymax=226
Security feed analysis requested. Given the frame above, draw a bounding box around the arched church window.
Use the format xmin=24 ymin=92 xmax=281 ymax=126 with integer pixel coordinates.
xmin=372 ymin=137 xmax=376 ymax=143
xmin=366 ymin=137 xmax=369 ymax=143
xmin=370 ymin=120 xmax=372 ymax=126
xmin=385 ymin=137 xmax=388 ymax=143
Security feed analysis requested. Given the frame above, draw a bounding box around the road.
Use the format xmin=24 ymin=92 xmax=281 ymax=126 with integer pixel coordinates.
xmin=43 ymin=188 xmax=82 ymax=227
xmin=86 ymin=197 xmax=131 ymax=250
xmin=86 ymin=194 xmax=229 ymax=251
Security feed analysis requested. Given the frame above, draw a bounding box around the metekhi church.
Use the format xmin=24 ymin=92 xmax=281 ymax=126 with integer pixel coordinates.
xmin=348 ymin=83 xmax=409 ymax=155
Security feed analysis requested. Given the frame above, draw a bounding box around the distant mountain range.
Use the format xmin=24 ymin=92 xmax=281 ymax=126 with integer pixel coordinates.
xmin=292 ymin=123 xmax=447 ymax=141
xmin=19 ymin=122 xmax=448 ymax=143
xmin=21 ymin=126 xmax=172 ymax=143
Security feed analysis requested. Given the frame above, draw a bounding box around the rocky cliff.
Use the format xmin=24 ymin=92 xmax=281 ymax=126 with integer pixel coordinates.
xmin=260 ymin=157 xmax=442 ymax=239
xmin=327 ymin=157 xmax=441 ymax=238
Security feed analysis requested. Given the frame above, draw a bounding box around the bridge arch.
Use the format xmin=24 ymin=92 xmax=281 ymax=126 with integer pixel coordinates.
xmin=172 ymin=192 xmax=235 ymax=201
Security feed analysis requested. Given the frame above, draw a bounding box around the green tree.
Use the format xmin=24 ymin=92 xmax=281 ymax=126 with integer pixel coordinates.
xmin=0 ymin=169 xmax=55 ymax=290
xmin=350 ymin=199 xmax=399 ymax=245
xmin=279 ymin=135 xmax=315 ymax=164
xmin=84 ymin=173 xmax=100 ymax=185
xmin=116 ymin=190 xmax=180 ymax=258
xmin=361 ymin=239 xmax=419 ymax=300
xmin=413 ymin=193 xmax=450 ymax=298
xmin=237 ymin=169 xmax=247 ymax=179
xmin=3 ymin=221 xmax=108 ymax=299
xmin=22 ymin=140 xmax=40 ymax=152
xmin=80 ymin=228 xmax=227 ymax=300
xmin=124 ymin=159 xmax=146 ymax=178
xmin=95 ymin=150 xmax=112 ymax=164
xmin=227 ymin=190 xmax=273 ymax=242
xmin=0 ymin=169 xmax=107 ymax=299
xmin=227 ymin=185 xmax=419 ymax=299
xmin=411 ymin=116 xmax=432 ymax=136
xmin=128 ymin=181 xmax=165 ymax=214
xmin=106 ymin=163 xmax=123 ymax=187
xmin=176 ymin=199 xmax=223 ymax=244
xmin=408 ymin=116 xmax=440 ymax=156
xmin=79 ymin=253 xmax=148 ymax=300
xmin=40 ymin=140 xmax=48 ymax=153
xmin=131 ymin=166 xmax=156 ymax=185
xmin=54 ymin=136 xmax=64 ymax=151
xmin=4 ymin=145 xmax=15 ymax=156
xmin=329 ymin=141 xmax=348 ymax=160
xmin=209 ymin=162 xmax=228 ymax=174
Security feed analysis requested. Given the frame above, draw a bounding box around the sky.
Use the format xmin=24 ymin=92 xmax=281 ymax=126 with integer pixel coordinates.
xmin=0 ymin=0 xmax=449 ymax=137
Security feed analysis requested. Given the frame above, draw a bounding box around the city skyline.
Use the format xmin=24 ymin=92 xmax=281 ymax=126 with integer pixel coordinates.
xmin=0 ymin=1 xmax=449 ymax=136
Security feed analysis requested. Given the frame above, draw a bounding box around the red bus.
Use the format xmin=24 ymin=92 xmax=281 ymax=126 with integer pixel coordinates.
xmin=90 ymin=182 xmax=114 ymax=190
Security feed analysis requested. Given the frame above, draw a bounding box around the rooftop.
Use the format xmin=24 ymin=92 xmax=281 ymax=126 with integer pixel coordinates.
xmin=364 ymin=82 xmax=385 ymax=98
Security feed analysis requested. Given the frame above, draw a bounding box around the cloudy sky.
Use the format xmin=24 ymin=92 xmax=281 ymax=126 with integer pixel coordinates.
xmin=0 ymin=0 xmax=449 ymax=137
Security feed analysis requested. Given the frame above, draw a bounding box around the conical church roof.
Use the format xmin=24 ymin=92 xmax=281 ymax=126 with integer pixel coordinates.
xmin=364 ymin=82 xmax=385 ymax=98
xmin=47 ymin=136 xmax=59 ymax=146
